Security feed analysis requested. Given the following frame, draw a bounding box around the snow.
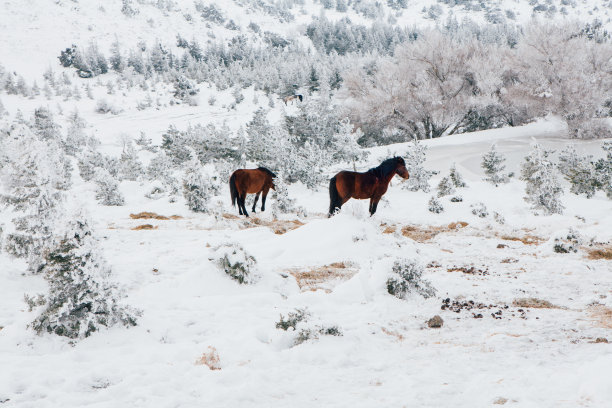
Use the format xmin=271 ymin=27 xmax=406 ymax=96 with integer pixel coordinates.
xmin=1 ymin=1 xmax=612 ymax=407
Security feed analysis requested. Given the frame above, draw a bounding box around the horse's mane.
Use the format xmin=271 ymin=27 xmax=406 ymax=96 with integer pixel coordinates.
xmin=258 ymin=167 xmax=277 ymax=178
xmin=368 ymin=157 xmax=403 ymax=178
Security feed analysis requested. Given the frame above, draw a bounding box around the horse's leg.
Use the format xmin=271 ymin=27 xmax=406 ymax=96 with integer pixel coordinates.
xmin=261 ymin=187 xmax=271 ymax=212
xmin=368 ymin=198 xmax=374 ymax=214
xmin=252 ymin=192 xmax=260 ymax=213
xmin=370 ymin=198 xmax=380 ymax=216
xmin=240 ymin=194 xmax=249 ymax=217
xmin=237 ymin=190 xmax=243 ymax=215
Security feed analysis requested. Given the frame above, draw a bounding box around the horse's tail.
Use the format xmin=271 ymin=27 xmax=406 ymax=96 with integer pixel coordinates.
xmin=229 ymin=172 xmax=238 ymax=207
xmin=329 ymin=175 xmax=341 ymax=217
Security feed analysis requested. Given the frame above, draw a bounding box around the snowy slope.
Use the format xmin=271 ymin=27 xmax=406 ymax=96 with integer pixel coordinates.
xmin=1 ymin=1 xmax=612 ymax=407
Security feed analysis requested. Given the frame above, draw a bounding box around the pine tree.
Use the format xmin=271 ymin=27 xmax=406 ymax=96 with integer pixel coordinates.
xmin=403 ymin=138 xmax=433 ymax=192
xmin=437 ymin=176 xmax=455 ymax=197
xmin=32 ymin=215 xmax=138 ymax=339
xmin=182 ymin=157 xmax=218 ymax=213
xmin=94 ymin=169 xmax=125 ymax=206
xmin=520 ymin=143 xmax=564 ymax=214
xmin=119 ymin=140 xmax=144 ymax=181
xmin=0 ymin=125 xmax=68 ymax=273
xmin=271 ymin=171 xmax=296 ymax=218
xmin=64 ymin=110 xmax=87 ymax=156
xmin=449 ymin=163 xmax=466 ymax=187
xmin=32 ymin=107 xmax=61 ymax=141
xmin=481 ymin=144 xmax=510 ymax=186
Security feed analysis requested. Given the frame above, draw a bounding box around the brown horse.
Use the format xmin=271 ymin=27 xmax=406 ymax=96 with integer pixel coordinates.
xmin=229 ymin=167 xmax=276 ymax=217
xmin=329 ymin=157 xmax=409 ymax=217
xmin=282 ymin=94 xmax=303 ymax=105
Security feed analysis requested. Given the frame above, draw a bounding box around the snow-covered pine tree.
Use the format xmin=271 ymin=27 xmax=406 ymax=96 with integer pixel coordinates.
xmin=271 ymin=171 xmax=297 ymax=218
xmin=437 ymin=176 xmax=455 ymax=197
xmin=32 ymin=107 xmax=61 ymax=141
xmin=481 ymin=143 xmax=510 ymax=186
xmin=119 ymin=139 xmax=144 ymax=181
xmin=591 ymin=141 xmax=612 ymax=199
xmin=0 ymin=125 xmax=68 ymax=273
xmin=558 ymin=145 xmax=600 ymax=198
xmin=94 ymin=168 xmax=125 ymax=206
xmin=182 ymin=156 xmax=219 ymax=213
xmin=520 ymin=142 xmax=564 ymax=214
xmin=32 ymin=215 xmax=138 ymax=339
xmin=135 ymin=131 xmax=157 ymax=152
xmin=449 ymin=163 xmax=466 ymax=187
xmin=403 ymin=138 xmax=433 ymax=192
xmin=64 ymin=110 xmax=88 ymax=156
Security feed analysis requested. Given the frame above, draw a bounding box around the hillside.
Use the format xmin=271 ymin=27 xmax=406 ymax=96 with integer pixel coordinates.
xmin=1 ymin=1 xmax=612 ymax=407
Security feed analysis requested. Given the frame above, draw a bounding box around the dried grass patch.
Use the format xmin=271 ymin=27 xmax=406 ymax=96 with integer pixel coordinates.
xmin=195 ymin=346 xmax=221 ymax=370
xmin=586 ymin=246 xmax=612 ymax=260
xmin=400 ymin=221 xmax=468 ymax=243
xmin=288 ymin=262 xmax=357 ymax=292
xmin=381 ymin=327 xmax=405 ymax=341
xmin=250 ymin=218 xmax=305 ymax=235
xmin=130 ymin=211 xmax=182 ymax=220
xmin=132 ymin=224 xmax=158 ymax=230
xmin=588 ymin=305 xmax=612 ymax=329
xmin=381 ymin=223 xmax=396 ymax=234
xmin=500 ymin=234 xmax=543 ymax=245
xmin=512 ymin=298 xmax=557 ymax=309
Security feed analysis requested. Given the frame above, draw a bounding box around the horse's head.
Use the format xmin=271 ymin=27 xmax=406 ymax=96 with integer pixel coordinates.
xmin=394 ymin=157 xmax=410 ymax=179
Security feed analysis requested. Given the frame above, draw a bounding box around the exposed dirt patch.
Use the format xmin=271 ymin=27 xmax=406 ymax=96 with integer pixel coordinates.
xmin=249 ymin=217 xmax=305 ymax=235
xmin=381 ymin=223 xmax=396 ymax=234
xmin=587 ymin=305 xmax=612 ymax=329
xmin=132 ymin=224 xmax=158 ymax=230
xmin=195 ymin=346 xmax=221 ymax=370
xmin=130 ymin=212 xmax=182 ymax=220
xmin=512 ymin=298 xmax=558 ymax=309
xmin=447 ymin=265 xmax=489 ymax=276
xmin=288 ymin=262 xmax=358 ymax=292
xmin=499 ymin=234 xmax=543 ymax=245
xmin=586 ymin=246 xmax=612 ymax=260
xmin=381 ymin=327 xmax=405 ymax=342
xmin=400 ymin=221 xmax=468 ymax=242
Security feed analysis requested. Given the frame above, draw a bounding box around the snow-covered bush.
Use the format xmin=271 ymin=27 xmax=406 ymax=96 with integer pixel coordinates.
xmin=553 ymin=228 xmax=582 ymax=253
xmin=94 ymin=169 xmax=125 ymax=206
xmin=493 ymin=211 xmax=506 ymax=225
xmin=386 ymin=259 xmax=436 ymax=299
xmin=520 ymin=143 xmax=564 ymax=214
xmin=471 ymin=202 xmax=489 ymax=218
xmin=428 ymin=196 xmax=444 ymax=213
xmin=403 ymin=139 xmax=433 ymax=192
xmin=32 ymin=216 xmax=138 ymax=339
xmin=450 ymin=195 xmax=463 ymax=203
xmin=437 ymin=176 xmax=455 ymax=197
xmin=135 ymin=132 xmax=157 ymax=152
xmin=276 ymin=308 xmax=309 ymax=331
xmin=275 ymin=308 xmax=342 ymax=346
xmin=481 ymin=144 xmax=510 ymax=186
xmin=213 ymin=243 xmax=257 ymax=284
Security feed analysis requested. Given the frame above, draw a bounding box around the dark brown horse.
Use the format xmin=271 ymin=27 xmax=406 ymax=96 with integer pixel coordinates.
xmin=329 ymin=157 xmax=409 ymax=217
xmin=229 ymin=167 xmax=276 ymax=217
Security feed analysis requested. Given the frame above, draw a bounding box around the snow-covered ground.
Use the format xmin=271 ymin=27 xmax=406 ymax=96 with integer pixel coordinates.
xmin=1 ymin=116 xmax=611 ymax=407
xmin=1 ymin=1 xmax=612 ymax=407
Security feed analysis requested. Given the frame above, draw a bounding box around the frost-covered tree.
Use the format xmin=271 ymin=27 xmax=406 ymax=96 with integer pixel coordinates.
xmin=64 ymin=110 xmax=88 ymax=156
xmin=0 ymin=125 xmax=70 ymax=272
xmin=403 ymin=139 xmax=433 ymax=192
xmin=449 ymin=163 xmax=467 ymax=188
xmin=558 ymin=144 xmax=600 ymax=198
xmin=135 ymin=131 xmax=156 ymax=152
xmin=94 ymin=168 xmax=125 ymax=206
xmin=182 ymin=157 xmax=219 ymax=213
xmin=437 ymin=176 xmax=455 ymax=197
xmin=520 ymin=143 xmax=564 ymax=214
xmin=271 ymin=171 xmax=297 ymax=217
xmin=32 ymin=107 xmax=61 ymax=141
xmin=119 ymin=139 xmax=144 ymax=181
xmin=481 ymin=144 xmax=510 ymax=186
xmin=593 ymin=141 xmax=612 ymax=199
xmin=32 ymin=216 xmax=138 ymax=339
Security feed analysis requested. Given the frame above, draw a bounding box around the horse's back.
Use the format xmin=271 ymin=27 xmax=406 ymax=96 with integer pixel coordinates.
xmin=232 ymin=168 xmax=269 ymax=193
